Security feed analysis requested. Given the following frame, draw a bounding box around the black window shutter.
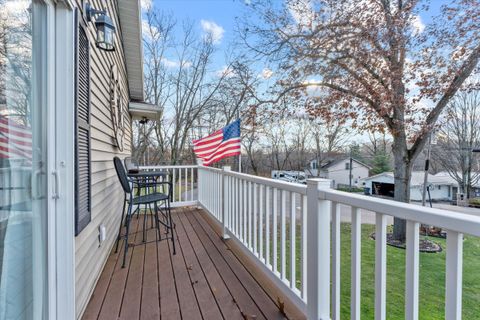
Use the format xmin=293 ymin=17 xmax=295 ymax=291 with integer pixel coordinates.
xmin=75 ymin=10 xmax=92 ymax=236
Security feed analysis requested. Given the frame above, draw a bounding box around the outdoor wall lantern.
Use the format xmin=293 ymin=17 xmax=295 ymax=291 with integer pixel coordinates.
xmin=85 ymin=2 xmax=116 ymax=52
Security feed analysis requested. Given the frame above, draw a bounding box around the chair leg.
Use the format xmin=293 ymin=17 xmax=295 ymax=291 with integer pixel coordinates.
xmin=143 ymin=203 xmax=148 ymax=243
xmin=115 ymin=195 xmax=127 ymax=253
xmin=154 ymin=202 xmax=161 ymax=241
xmin=122 ymin=204 xmax=132 ymax=268
xmin=167 ymin=199 xmax=176 ymax=255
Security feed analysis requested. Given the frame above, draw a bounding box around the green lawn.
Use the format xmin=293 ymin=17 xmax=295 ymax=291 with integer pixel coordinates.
xmin=275 ymin=223 xmax=480 ymax=319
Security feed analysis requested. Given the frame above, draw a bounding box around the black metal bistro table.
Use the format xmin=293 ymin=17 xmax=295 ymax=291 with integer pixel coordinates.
xmin=127 ymin=169 xmax=172 ymax=243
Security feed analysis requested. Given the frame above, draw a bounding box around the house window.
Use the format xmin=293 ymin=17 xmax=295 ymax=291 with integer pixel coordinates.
xmin=345 ymin=162 xmax=350 ymax=170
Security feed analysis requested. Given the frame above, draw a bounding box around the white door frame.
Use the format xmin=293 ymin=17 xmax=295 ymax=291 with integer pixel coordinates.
xmin=47 ymin=1 xmax=76 ymax=319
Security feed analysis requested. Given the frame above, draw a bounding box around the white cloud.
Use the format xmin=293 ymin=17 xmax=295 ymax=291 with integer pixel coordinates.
xmin=200 ymin=20 xmax=225 ymax=44
xmin=216 ymin=65 xmax=234 ymax=78
xmin=161 ymin=58 xmax=192 ymax=69
xmin=411 ymin=15 xmax=425 ymax=34
xmin=141 ymin=0 xmax=152 ymax=11
xmin=142 ymin=20 xmax=158 ymax=40
xmin=287 ymin=0 xmax=315 ymax=27
xmin=260 ymin=68 xmax=273 ymax=79
xmin=302 ymin=78 xmax=323 ymax=96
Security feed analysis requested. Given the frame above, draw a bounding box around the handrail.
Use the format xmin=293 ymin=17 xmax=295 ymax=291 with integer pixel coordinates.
xmin=139 ymin=165 xmax=198 ymax=170
xmin=222 ymin=169 xmax=307 ymax=194
xmin=321 ymin=188 xmax=480 ymax=237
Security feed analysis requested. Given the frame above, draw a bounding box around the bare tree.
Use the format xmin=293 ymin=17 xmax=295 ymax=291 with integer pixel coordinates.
xmin=240 ymin=0 xmax=480 ymax=240
xmin=140 ymin=7 xmax=229 ymax=164
xmin=432 ymin=92 xmax=480 ymax=196
xmin=309 ymin=117 xmax=351 ymax=174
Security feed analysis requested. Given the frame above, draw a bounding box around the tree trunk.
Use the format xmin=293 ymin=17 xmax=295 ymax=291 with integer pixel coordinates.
xmin=392 ymin=140 xmax=413 ymax=242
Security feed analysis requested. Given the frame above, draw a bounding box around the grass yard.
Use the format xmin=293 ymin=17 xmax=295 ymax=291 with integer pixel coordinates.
xmin=279 ymin=223 xmax=480 ymax=319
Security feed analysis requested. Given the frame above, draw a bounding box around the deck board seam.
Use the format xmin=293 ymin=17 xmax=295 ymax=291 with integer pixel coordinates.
xmin=171 ymin=209 xmax=206 ymax=319
xmin=177 ymin=208 xmax=228 ymax=320
xmin=118 ymin=217 xmax=142 ymax=320
xmin=184 ymin=209 xmax=267 ymax=320
xmin=191 ymin=209 xmax=286 ymax=319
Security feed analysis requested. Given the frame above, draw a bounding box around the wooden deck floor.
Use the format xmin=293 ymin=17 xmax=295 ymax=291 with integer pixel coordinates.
xmin=81 ymin=207 xmax=288 ymax=320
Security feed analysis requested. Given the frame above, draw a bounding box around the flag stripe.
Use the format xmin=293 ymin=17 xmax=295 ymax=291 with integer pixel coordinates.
xmin=198 ymin=142 xmax=241 ymax=161
xmin=193 ymin=119 xmax=241 ymax=166
xmin=193 ymin=136 xmax=223 ymax=151
xmin=0 ymin=115 xmax=32 ymax=160
xmin=193 ymin=131 xmax=222 ymax=145
xmin=203 ymin=150 xmax=241 ymax=166
xmin=195 ymin=138 xmax=240 ymax=157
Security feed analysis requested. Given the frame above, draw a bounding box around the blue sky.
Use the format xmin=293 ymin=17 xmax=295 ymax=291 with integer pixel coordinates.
xmin=143 ymin=0 xmax=448 ymax=74
xmin=144 ymin=0 xmax=248 ymax=72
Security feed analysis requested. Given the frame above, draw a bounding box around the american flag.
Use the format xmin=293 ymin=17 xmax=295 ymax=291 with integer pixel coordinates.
xmin=193 ymin=119 xmax=241 ymax=166
xmin=0 ymin=115 xmax=32 ymax=161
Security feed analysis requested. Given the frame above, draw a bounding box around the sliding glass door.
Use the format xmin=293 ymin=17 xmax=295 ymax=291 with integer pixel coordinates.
xmin=0 ymin=1 xmax=49 ymax=319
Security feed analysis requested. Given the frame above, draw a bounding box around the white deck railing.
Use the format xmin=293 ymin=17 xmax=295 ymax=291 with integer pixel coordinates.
xmin=145 ymin=164 xmax=480 ymax=320
xmin=139 ymin=165 xmax=197 ymax=207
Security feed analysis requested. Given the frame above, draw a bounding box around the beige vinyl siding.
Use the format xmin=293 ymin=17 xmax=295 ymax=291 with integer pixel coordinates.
xmin=74 ymin=1 xmax=134 ymax=318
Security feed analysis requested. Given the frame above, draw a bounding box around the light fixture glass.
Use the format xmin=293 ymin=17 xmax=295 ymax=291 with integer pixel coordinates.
xmin=85 ymin=2 xmax=116 ymax=52
xmin=95 ymin=14 xmax=115 ymax=51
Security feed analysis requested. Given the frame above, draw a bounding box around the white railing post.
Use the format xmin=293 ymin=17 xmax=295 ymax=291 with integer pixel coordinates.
xmin=221 ymin=166 xmax=231 ymax=239
xmin=307 ymin=178 xmax=332 ymax=320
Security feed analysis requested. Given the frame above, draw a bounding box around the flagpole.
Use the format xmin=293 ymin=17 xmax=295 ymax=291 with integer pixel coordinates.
xmin=238 ymin=151 xmax=242 ymax=173
xmin=237 ymin=110 xmax=242 ymax=173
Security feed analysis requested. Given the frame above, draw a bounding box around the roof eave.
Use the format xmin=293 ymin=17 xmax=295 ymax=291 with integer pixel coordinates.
xmin=118 ymin=0 xmax=144 ymax=101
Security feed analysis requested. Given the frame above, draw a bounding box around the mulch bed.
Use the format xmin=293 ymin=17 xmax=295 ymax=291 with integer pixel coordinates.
xmin=370 ymin=232 xmax=443 ymax=253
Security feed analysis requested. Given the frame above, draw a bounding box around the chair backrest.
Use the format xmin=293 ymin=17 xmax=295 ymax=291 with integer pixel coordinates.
xmin=124 ymin=157 xmax=138 ymax=172
xmin=113 ymin=156 xmax=132 ymax=193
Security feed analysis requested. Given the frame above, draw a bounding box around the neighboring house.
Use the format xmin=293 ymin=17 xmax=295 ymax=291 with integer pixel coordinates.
xmin=361 ymin=171 xmax=456 ymax=201
xmin=0 ymin=1 xmax=158 ymax=319
xmin=306 ymin=158 xmax=320 ymax=177
xmin=312 ymin=157 xmax=371 ymax=188
xmin=434 ymin=171 xmax=480 ymax=199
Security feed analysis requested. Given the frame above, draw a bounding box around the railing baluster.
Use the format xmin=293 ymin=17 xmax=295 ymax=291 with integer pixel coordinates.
xmin=351 ymin=206 xmax=361 ymax=320
xmin=445 ymin=230 xmax=463 ymax=319
xmin=281 ymin=189 xmax=287 ymax=281
xmin=253 ymin=183 xmax=258 ymax=256
xmin=290 ymin=191 xmax=296 ymax=290
xmin=248 ymin=181 xmax=252 ymax=250
xmin=259 ymin=184 xmax=264 ymax=260
xmin=331 ymin=202 xmax=340 ymax=320
xmin=301 ymin=194 xmax=307 ymax=300
xmin=243 ymin=179 xmax=247 ymax=242
xmin=235 ymin=178 xmax=241 ymax=235
xmin=265 ymin=186 xmax=271 ymax=268
xmin=273 ymin=188 xmax=278 ymax=274
xmin=375 ymin=213 xmax=387 ymax=320
xmin=190 ymin=167 xmax=194 ymax=201
xmin=172 ymin=168 xmax=176 ymax=202
xmin=184 ymin=168 xmax=187 ymax=202
xmin=178 ymin=168 xmax=182 ymax=202
xmin=406 ymin=220 xmax=419 ymax=320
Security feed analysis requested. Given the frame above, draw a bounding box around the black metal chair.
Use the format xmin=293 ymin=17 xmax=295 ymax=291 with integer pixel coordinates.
xmin=113 ymin=157 xmax=176 ymax=268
